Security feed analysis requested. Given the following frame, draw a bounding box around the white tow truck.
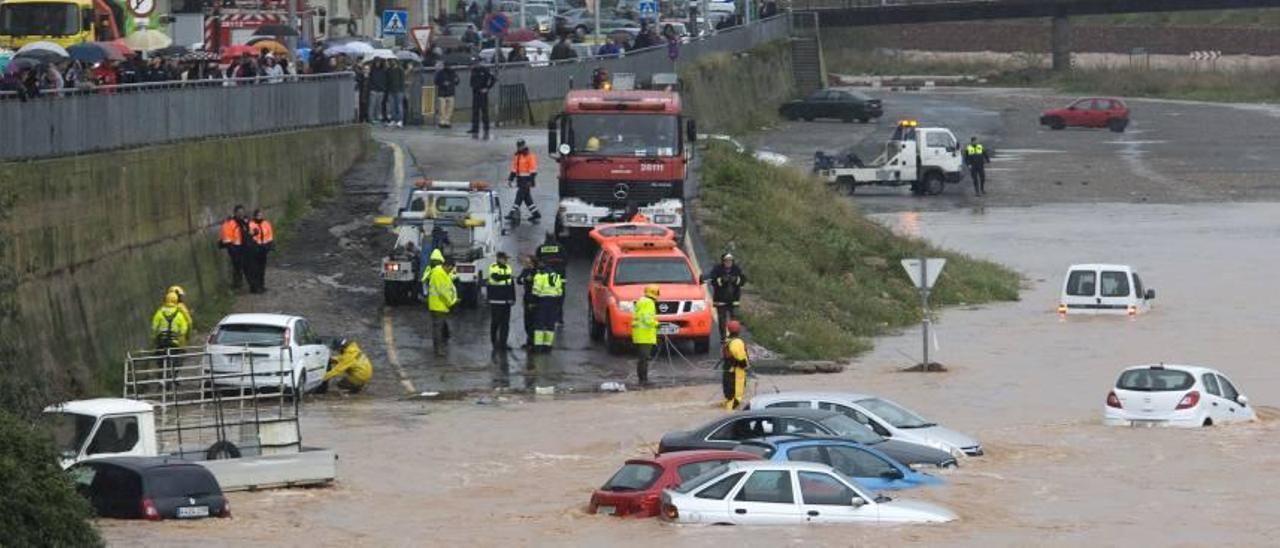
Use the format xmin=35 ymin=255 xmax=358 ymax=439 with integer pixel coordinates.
xmin=376 ymin=180 xmax=503 ymax=306
xmin=44 ymin=346 xmax=337 ymax=491
xmin=815 ymin=119 xmax=965 ymax=196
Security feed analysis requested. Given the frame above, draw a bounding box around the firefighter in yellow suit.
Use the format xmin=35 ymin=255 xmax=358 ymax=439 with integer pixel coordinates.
xmin=322 ymin=339 xmax=373 ymax=393
xmin=151 ymin=292 xmax=191 ymax=349
xmin=632 ymin=285 xmax=660 ymax=386
xmin=722 ymin=320 xmax=750 ymax=410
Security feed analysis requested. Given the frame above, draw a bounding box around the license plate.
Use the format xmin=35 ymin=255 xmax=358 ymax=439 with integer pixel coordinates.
xmin=658 ymin=323 xmax=680 ymax=335
xmin=176 ymin=506 xmax=210 ymax=518
xmin=1130 ymin=420 xmax=1163 ymax=428
xmin=598 ymin=505 xmax=616 ymax=515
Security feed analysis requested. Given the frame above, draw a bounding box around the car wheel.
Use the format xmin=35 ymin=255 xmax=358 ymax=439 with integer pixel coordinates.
xmin=835 ymin=175 xmax=856 ymax=195
xmin=589 ymin=306 xmax=604 ymax=341
xmin=802 ymin=116 xmax=814 ymax=122
xmin=1203 ymin=417 xmax=1213 ymax=427
xmin=923 ymin=171 xmax=945 ymax=196
xmin=206 ymin=440 xmax=241 ymax=460
xmin=1048 ymin=117 xmax=1065 ymax=130
xmin=1107 ymin=118 xmax=1127 ymax=133
xmin=857 ymin=117 xmax=870 ymax=123
xmin=693 ymin=337 xmax=710 ymax=354
xmin=842 ymin=115 xmax=854 ymax=123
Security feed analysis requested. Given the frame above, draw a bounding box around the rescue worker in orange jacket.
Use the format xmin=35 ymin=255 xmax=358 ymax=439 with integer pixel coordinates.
xmin=247 ymin=209 xmax=275 ymax=294
xmin=506 ymin=139 xmax=540 ymax=222
xmin=218 ymin=205 xmax=251 ymax=290
xmin=721 ymin=320 xmax=750 ymax=410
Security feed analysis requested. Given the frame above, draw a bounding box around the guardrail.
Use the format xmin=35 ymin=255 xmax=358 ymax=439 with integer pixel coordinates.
xmin=0 ymin=73 xmax=357 ymax=161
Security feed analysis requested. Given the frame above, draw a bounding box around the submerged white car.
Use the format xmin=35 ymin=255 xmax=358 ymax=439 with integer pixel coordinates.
xmin=1058 ymin=263 xmax=1155 ymax=316
xmin=660 ymin=461 xmax=956 ymax=525
xmin=207 ymin=314 xmax=331 ymax=394
xmin=1104 ymin=364 xmax=1256 ymax=427
xmin=748 ymin=392 xmax=983 ymax=457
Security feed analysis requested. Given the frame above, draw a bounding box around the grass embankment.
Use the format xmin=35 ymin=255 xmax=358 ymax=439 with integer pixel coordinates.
xmin=697 ymin=145 xmax=1021 ymax=360
xmin=826 ymin=49 xmax=1280 ymax=103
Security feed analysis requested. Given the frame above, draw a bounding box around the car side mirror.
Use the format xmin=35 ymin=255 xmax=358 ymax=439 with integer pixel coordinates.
xmin=880 ymin=469 xmax=905 ymax=480
xmin=1144 ymin=289 xmax=1155 ymax=300
xmin=851 ymin=497 xmax=867 ymax=508
xmin=1237 ymin=395 xmax=1249 ymax=407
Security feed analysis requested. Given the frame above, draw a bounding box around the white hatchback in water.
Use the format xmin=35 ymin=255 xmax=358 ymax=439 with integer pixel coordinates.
xmin=659 ymin=461 xmax=955 ymax=526
xmin=1059 ymin=263 xmax=1155 ymax=316
xmin=1103 ymin=364 xmax=1256 ymax=427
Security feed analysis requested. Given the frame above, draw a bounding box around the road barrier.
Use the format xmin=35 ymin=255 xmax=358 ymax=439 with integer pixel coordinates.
xmin=0 ymin=73 xmax=357 ymax=161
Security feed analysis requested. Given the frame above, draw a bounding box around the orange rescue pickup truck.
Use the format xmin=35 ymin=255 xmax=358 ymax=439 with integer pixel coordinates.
xmin=587 ymin=223 xmax=713 ymax=354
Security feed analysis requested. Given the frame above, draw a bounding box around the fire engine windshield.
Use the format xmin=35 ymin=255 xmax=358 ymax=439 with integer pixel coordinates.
xmin=613 ymin=257 xmax=694 ymax=285
xmin=0 ymin=3 xmax=80 ymax=36
xmin=569 ymin=114 xmax=679 ymax=157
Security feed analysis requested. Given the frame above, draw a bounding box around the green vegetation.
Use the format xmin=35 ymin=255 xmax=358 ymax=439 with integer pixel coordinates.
xmin=0 ymin=410 xmax=102 ymax=547
xmin=679 ymin=41 xmax=795 ymax=134
xmin=697 ymin=145 xmax=1021 ymax=360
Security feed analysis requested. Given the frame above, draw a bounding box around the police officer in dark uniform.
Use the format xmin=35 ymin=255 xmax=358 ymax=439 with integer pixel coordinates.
xmin=468 ymin=60 xmax=496 ymax=139
xmin=517 ymin=255 xmax=539 ymax=349
xmin=703 ymin=252 xmax=747 ymax=339
xmin=964 ymin=136 xmax=991 ymax=196
xmin=486 ymin=252 xmax=516 ymax=349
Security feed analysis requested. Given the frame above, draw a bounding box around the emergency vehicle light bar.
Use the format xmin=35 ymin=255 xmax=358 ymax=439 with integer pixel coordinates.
xmin=414 ymin=179 xmax=491 ymax=190
xmin=578 ymin=102 xmax=667 ymax=112
xmin=616 ymin=240 xmax=678 ymax=251
xmin=897 ymin=119 xmax=919 ymax=127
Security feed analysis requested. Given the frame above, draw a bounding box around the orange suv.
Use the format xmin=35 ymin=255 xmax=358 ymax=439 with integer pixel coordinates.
xmin=587 ymin=223 xmax=713 ymax=354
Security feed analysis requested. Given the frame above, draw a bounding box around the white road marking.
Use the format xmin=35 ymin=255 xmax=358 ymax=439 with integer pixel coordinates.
xmin=378 ymin=138 xmax=416 ymax=395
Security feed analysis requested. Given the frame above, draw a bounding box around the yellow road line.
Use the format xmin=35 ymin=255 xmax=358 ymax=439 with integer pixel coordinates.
xmin=380 ymin=138 xmax=417 ymax=395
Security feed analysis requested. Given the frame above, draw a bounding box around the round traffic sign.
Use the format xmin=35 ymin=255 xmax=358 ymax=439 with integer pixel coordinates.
xmin=127 ymin=0 xmax=154 ymax=17
xmin=485 ymin=12 xmax=511 ymax=36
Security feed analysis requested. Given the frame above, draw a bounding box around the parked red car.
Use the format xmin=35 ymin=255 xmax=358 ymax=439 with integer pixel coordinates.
xmin=588 ymin=450 xmax=760 ymax=517
xmin=1040 ymin=97 xmax=1129 ymax=132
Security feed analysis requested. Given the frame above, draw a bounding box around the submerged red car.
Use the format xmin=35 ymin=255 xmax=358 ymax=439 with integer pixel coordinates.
xmin=1040 ymin=97 xmax=1129 ymax=132
xmin=588 ymin=450 xmax=760 ymax=517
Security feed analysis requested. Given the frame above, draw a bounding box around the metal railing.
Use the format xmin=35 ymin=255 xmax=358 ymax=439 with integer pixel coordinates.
xmin=0 ymin=73 xmax=357 ymax=161
xmin=411 ymin=14 xmax=794 ymax=119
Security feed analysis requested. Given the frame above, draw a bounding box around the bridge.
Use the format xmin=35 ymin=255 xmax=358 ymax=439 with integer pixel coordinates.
xmin=794 ymin=0 xmax=1280 ymax=69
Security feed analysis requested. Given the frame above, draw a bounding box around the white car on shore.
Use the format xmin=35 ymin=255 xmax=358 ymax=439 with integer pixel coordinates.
xmin=1104 ymin=364 xmax=1256 ymax=427
xmin=748 ymin=392 xmax=983 ymax=457
xmin=659 ymin=461 xmax=956 ymax=525
xmin=207 ymin=314 xmax=331 ymax=394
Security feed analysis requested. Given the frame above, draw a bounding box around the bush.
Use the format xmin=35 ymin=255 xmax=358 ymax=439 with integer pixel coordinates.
xmin=0 ymin=409 xmax=102 ymax=547
xmin=697 ymin=145 xmax=1021 ymax=360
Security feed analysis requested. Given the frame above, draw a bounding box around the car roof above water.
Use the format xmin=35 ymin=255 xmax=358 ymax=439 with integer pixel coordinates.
xmin=1120 ymin=363 xmax=1217 ymax=376
xmin=216 ymin=313 xmax=301 ymax=328
xmin=749 ymin=391 xmax=874 ymax=406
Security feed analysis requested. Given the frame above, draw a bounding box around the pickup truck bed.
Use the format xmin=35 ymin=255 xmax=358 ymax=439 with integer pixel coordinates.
xmin=198 ymin=448 xmax=337 ymax=491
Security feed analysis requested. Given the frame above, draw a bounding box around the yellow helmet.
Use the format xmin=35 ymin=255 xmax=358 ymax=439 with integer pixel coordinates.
xmin=644 ymin=284 xmax=660 ymax=298
xmin=167 ymin=285 xmax=185 ymax=300
xmin=164 ymin=292 xmax=179 ymax=306
xmin=586 ymin=136 xmax=601 ymax=152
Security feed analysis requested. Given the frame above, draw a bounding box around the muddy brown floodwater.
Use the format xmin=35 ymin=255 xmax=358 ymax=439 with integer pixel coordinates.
xmin=100 ymin=92 xmax=1280 ymax=546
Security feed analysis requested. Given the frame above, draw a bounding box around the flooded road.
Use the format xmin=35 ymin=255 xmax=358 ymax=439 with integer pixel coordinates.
xmin=105 ymin=91 xmax=1280 ymax=545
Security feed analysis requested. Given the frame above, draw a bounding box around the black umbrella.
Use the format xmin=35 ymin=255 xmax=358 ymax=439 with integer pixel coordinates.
xmin=153 ymin=45 xmax=190 ymax=58
xmin=66 ymin=43 xmax=106 ymax=63
xmin=251 ymin=24 xmax=299 ymax=37
xmin=181 ymin=50 xmax=220 ymax=62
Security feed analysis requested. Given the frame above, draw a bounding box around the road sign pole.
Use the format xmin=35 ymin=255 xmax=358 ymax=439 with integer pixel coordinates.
xmin=920 ymin=257 xmax=930 ymax=371
xmin=287 ymin=0 xmax=298 ymax=51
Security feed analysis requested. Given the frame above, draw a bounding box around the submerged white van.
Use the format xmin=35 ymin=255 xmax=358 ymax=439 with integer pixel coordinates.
xmin=1058 ymin=264 xmax=1155 ymax=316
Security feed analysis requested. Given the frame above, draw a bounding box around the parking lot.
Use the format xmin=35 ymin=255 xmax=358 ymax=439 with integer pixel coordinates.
xmin=102 ymin=90 xmax=1280 ymax=545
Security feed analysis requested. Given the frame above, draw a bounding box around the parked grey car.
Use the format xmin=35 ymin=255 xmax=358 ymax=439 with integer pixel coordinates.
xmin=657 ymin=408 xmax=958 ymax=469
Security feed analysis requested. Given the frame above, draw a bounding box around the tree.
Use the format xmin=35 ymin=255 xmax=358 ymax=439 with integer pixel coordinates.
xmin=0 ymin=410 xmax=102 ymax=547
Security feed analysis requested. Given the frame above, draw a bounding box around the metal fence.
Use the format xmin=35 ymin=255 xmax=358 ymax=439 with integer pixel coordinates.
xmin=411 ymin=14 xmax=794 ymax=121
xmin=0 ymin=73 xmax=357 ymax=161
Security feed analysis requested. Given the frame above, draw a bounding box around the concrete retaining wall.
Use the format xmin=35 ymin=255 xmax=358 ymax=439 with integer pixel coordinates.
xmin=0 ymin=125 xmax=369 ymax=394
xmin=680 ymin=41 xmax=797 ymax=134
xmin=823 ymin=23 xmax=1280 ymax=56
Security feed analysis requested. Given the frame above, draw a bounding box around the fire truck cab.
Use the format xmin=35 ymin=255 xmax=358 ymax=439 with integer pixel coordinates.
xmin=548 ymin=90 xmax=697 ymax=244
xmin=586 ymin=223 xmax=713 ymax=354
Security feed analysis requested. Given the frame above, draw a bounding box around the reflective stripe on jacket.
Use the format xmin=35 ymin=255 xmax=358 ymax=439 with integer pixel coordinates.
xmin=532 ymin=271 xmax=564 ymax=298
xmin=487 ymin=262 xmax=516 ymax=304
xmin=510 ymin=151 xmax=538 ymax=176
xmin=424 ymin=265 xmax=458 ymax=312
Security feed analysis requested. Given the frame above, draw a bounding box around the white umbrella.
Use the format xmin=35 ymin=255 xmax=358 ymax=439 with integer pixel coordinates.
xmin=16 ymin=41 xmax=69 ymax=58
xmin=363 ymin=48 xmax=396 ymax=61
xmin=123 ymin=29 xmax=174 ymax=52
xmin=335 ymin=41 xmax=374 ymax=57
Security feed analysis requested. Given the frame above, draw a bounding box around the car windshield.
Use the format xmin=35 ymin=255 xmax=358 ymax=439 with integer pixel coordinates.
xmin=674 ymin=464 xmax=727 ymax=494
xmin=1117 ymin=368 xmax=1195 ymax=392
xmin=601 ymin=463 xmax=662 ymax=492
xmin=211 ymin=324 xmax=286 ymax=347
xmin=43 ymin=411 xmax=96 ymax=458
xmin=0 ymin=3 xmax=79 ymax=36
xmin=613 ymin=257 xmax=694 ymax=285
xmin=569 ymin=114 xmax=679 ymax=157
xmin=857 ymin=398 xmax=934 ymax=429
xmin=819 ymin=414 xmax=884 ymax=444
xmin=147 ymin=467 xmax=221 ymax=497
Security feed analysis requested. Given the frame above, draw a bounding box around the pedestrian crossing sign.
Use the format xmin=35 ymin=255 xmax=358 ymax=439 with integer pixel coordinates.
xmin=382 ymin=10 xmax=408 ymax=36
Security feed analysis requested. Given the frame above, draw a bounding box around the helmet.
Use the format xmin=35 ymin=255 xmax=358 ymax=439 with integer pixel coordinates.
xmin=721 ymin=253 xmax=734 ymax=261
xmin=430 ymin=249 xmax=445 ymax=264
xmin=644 ymin=284 xmax=660 ymax=298
xmin=167 ymin=285 xmax=186 ymax=298
xmin=332 ymin=338 xmax=349 ymax=350
xmin=586 ymin=137 xmax=601 ymax=152
xmin=164 ymin=292 xmax=179 ymax=306
xmin=726 ymin=320 xmax=742 ymax=335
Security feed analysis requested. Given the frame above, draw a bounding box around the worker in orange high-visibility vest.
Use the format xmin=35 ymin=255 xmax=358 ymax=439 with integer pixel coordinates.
xmin=247 ymin=209 xmax=275 ymax=294
xmin=506 ymin=139 xmax=541 ymax=222
xmin=218 ymin=205 xmax=250 ymax=290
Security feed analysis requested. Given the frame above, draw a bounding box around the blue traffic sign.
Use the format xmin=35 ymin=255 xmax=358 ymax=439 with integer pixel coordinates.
xmin=638 ymin=0 xmax=657 ymax=14
xmin=485 ymin=12 xmax=511 ymax=36
xmin=382 ymin=10 xmax=408 ymax=36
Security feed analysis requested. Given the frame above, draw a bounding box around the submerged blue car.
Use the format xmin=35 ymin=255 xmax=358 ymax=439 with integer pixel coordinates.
xmin=733 ymin=436 xmax=945 ymax=492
